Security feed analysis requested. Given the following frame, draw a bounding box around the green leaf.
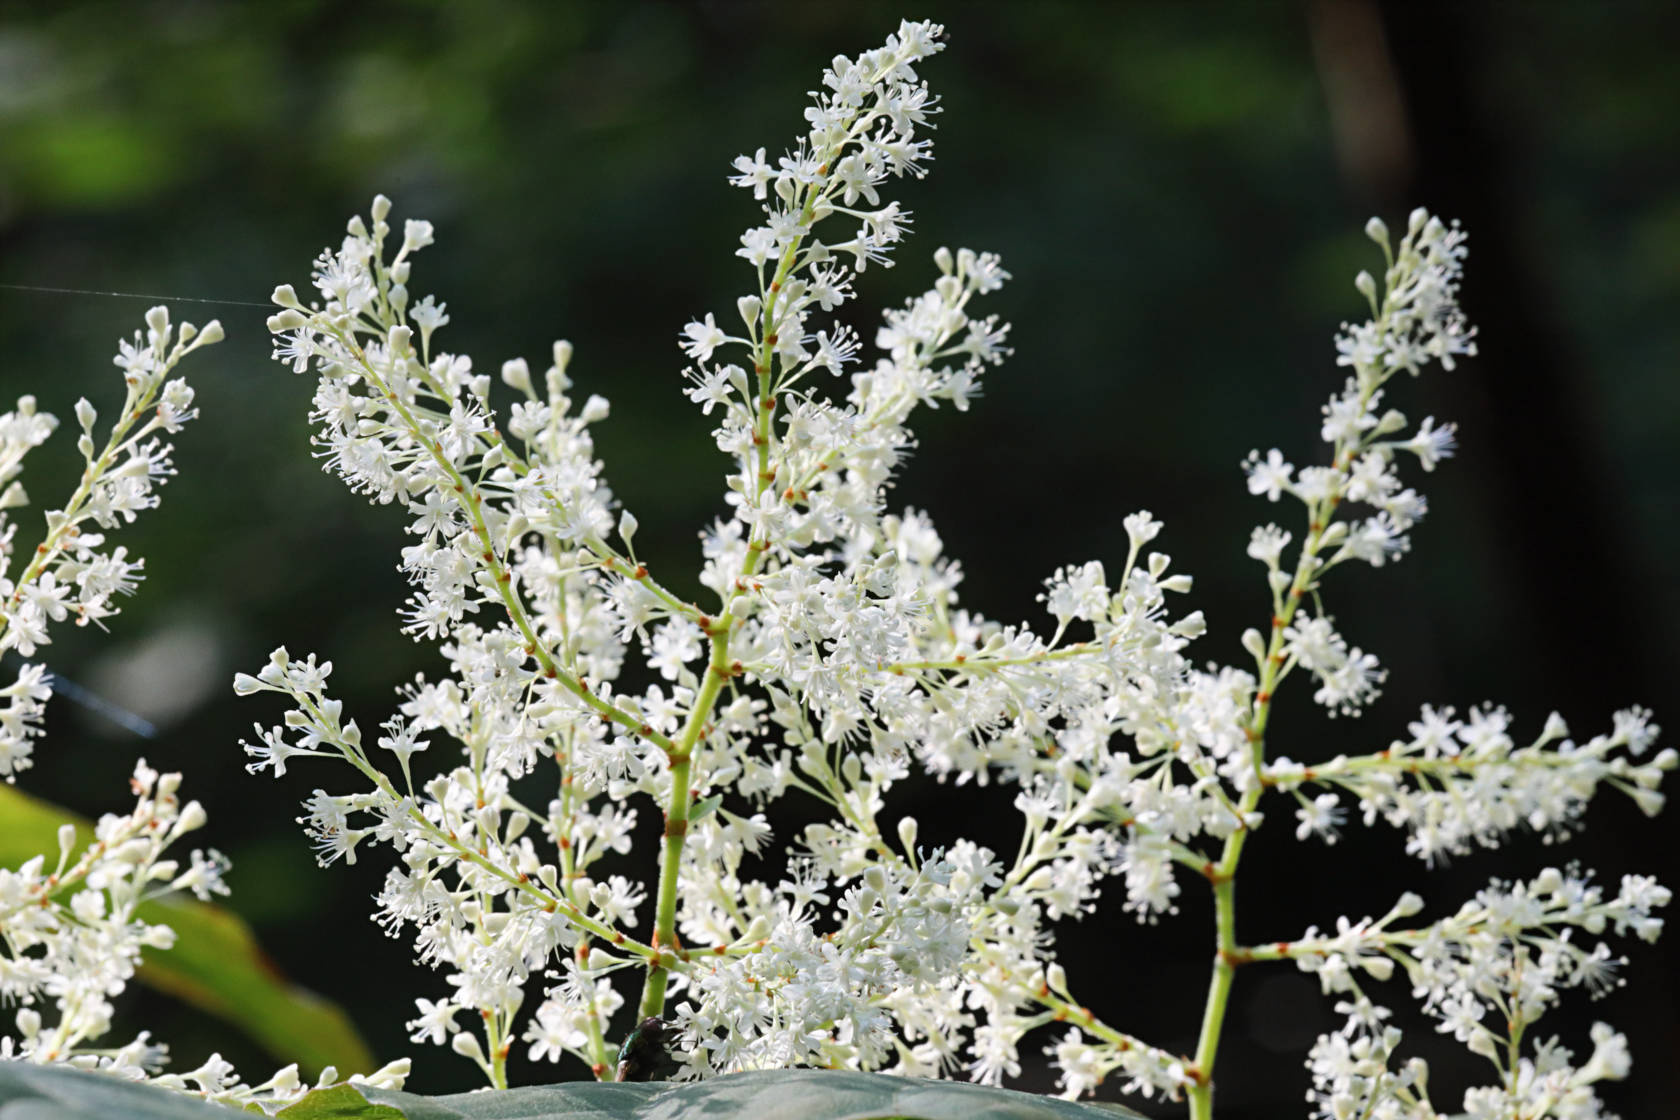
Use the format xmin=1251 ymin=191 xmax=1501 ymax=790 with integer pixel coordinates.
xmin=0 ymin=783 xmax=375 ymax=1078
xmin=688 ymin=795 xmax=723 ymax=822
xmin=0 ymin=1066 xmax=1150 ymax=1120
xmin=361 ymin=1069 xmax=1150 ymax=1120
xmin=277 ymin=1085 xmax=405 ymax=1119
xmin=0 ymin=1062 xmax=236 ymax=1120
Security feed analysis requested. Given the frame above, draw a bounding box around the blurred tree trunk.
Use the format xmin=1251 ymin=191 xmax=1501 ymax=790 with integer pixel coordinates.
xmin=1314 ymin=0 xmax=1664 ymax=710
xmin=1312 ymin=3 xmax=1677 ymax=1113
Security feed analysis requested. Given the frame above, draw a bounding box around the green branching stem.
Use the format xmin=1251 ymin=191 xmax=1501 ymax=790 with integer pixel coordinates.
xmin=1187 ymin=334 xmax=1387 ymax=1117
xmin=637 ymin=618 xmax=731 ymax=1018
xmin=632 ymin=156 xmax=829 ymax=1021
xmin=1186 ymin=501 xmax=1335 ymax=1120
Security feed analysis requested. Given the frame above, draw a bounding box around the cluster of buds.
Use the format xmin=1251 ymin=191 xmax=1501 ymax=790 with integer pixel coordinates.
xmin=0 ymin=308 xmax=218 ymax=779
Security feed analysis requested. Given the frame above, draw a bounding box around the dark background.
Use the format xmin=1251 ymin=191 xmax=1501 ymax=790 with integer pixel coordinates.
xmin=0 ymin=1 xmax=1675 ymax=1115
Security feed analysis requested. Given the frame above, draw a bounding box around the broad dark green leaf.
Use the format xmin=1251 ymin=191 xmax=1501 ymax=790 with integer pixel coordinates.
xmin=362 ymin=1069 xmax=1149 ymax=1120
xmin=0 ymin=784 xmax=374 ymax=1077
xmin=0 ymin=1064 xmax=1149 ymax=1120
xmin=0 ymin=1062 xmax=235 ymax=1119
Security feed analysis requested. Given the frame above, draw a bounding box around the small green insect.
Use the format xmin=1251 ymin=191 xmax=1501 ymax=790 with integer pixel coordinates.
xmin=615 ymin=1015 xmax=681 ymax=1082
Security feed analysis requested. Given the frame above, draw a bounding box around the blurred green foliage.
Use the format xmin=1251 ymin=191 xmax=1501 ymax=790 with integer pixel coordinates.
xmin=0 ymin=2 xmax=1675 ymax=1116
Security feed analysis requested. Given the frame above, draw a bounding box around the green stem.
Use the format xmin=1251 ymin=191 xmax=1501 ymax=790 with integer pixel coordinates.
xmin=486 ymin=1012 xmax=509 ymax=1089
xmin=576 ymin=941 xmax=611 ymax=1078
xmin=637 ymin=618 xmax=731 ymax=1019
xmin=1187 ymin=503 xmax=1331 ymax=1119
xmin=632 ymin=166 xmax=827 ymax=1021
xmin=1187 ymin=875 xmax=1238 ymax=1120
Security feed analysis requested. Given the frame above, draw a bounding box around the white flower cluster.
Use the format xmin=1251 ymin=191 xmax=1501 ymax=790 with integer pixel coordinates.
xmin=1285 ymin=867 xmax=1668 ymax=1119
xmin=1268 ymin=704 xmax=1670 ymax=861
xmin=0 ymin=316 xmax=411 ymax=1113
xmin=236 ymin=18 xmax=1666 ymax=1120
xmin=0 ymin=761 xmax=224 ymax=1068
xmin=0 ymin=308 xmax=217 ymax=780
xmin=1241 ymin=212 xmax=1479 ymax=718
xmin=0 ymin=762 xmax=402 ymax=1113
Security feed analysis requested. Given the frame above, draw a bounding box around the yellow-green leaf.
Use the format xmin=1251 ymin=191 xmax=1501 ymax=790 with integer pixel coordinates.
xmin=277 ymin=1084 xmax=406 ymax=1119
xmin=0 ymin=782 xmax=374 ymax=1078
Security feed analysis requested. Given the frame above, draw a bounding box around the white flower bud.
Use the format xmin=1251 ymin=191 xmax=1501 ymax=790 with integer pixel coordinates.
xmin=896 ymin=816 xmax=918 ymax=854
xmin=74 ymin=398 xmax=96 ymax=433
xmin=1628 ymin=786 xmax=1665 ymax=816
xmin=1123 ymin=510 xmax=1162 ymax=548
xmin=370 ymin=194 xmax=392 ymax=222
xmin=618 ymin=510 xmax=639 ymax=545
xmin=402 ymin=219 xmax=434 ymax=253
xmin=1359 ymin=956 xmax=1393 ymax=981
xmin=193 ymin=319 xmax=225 ymax=347
xmin=501 ymin=358 xmax=532 ymax=394
xmin=580 ymin=395 xmax=610 ymax=424
xmin=140 ymin=924 xmax=176 ymax=950
xmin=1466 ymin=1027 xmax=1499 ymax=1061
xmin=841 ymin=753 xmax=862 ymax=784
xmin=1241 ymin=628 xmax=1267 ymax=664
xmin=1169 ymin=610 xmax=1205 ymax=638
xmin=174 ymin=801 xmax=208 ymax=834
xmin=1373 ymin=409 xmax=1408 ymax=436
xmin=267 ymin=309 xmax=307 ymax=333
xmin=736 ymin=295 xmax=763 ymax=329
xmin=358 ymin=1058 xmax=411 ymax=1090
xmin=1364 ymin=216 xmax=1389 ymax=247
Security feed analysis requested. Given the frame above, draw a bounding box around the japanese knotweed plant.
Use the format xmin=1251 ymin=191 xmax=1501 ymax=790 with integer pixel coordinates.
xmin=206 ymin=15 xmax=1672 ymax=1120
